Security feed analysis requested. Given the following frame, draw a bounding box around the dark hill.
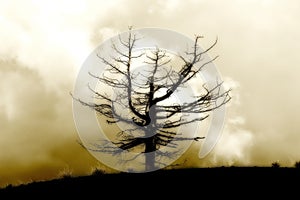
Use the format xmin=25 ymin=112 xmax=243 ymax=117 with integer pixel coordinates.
xmin=1 ymin=167 xmax=299 ymax=197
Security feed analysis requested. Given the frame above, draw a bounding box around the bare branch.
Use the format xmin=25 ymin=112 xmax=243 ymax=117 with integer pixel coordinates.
xmin=162 ymin=115 xmax=209 ymax=129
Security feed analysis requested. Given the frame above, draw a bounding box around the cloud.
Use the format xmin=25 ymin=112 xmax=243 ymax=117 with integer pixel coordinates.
xmin=0 ymin=0 xmax=125 ymax=187
xmin=206 ymin=78 xmax=254 ymax=166
xmin=0 ymin=0 xmax=122 ymax=91
xmin=211 ymin=119 xmax=253 ymax=166
xmin=0 ymin=60 xmax=100 ymax=187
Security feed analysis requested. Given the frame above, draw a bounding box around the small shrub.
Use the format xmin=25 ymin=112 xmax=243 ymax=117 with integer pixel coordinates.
xmin=294 ymin=161 xmax=300 ymax=168
xmin=271 ymin=161 xmax=280 ymax=168
xmin=91 ymin=168 xmax=105 ymax=176
xmin=58 ymin=168 xmax=73 ymax=179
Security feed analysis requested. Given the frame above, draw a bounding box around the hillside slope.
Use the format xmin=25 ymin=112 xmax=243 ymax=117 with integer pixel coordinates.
xmin=1 ymin=167 xmax=299 ymax=196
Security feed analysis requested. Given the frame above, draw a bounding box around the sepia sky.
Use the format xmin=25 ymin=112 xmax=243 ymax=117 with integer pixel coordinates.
xmin=1 ymin=0 xmax=300 ymax=187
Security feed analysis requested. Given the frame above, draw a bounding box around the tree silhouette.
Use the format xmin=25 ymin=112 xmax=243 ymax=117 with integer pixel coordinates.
xmin=73 ymin=28 xmax=231 ymax=171
xmin=294 ymin=161 xmax=300 ymax=168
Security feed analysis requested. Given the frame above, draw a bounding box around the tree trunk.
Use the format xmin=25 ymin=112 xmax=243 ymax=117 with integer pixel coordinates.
xmin=144 ymin=104 xmax=157 ymax=171
xmin=145 ymin=136 xmax=156 ymax=171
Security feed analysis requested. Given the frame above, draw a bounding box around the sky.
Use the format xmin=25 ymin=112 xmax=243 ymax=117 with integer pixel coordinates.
xmin=1 ymin=0 xmax=300 ymax=187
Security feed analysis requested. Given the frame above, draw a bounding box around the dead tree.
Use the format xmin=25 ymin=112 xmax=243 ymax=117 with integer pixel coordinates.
xmin=73 ymin=28 xmax=231 ymax=171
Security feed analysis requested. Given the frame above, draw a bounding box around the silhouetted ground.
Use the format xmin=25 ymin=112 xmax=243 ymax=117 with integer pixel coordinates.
xmin=1 ymin=167 xmax=299 ymax=197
